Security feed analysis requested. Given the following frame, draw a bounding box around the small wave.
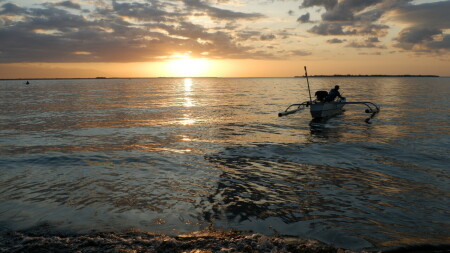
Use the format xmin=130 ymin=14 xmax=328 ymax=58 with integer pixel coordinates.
xmin=0 ymin=227 xmax=340 ymax=253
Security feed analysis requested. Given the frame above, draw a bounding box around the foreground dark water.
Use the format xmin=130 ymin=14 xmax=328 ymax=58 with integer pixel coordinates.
xmin=0 ymin=77 xmax=449 ymax=251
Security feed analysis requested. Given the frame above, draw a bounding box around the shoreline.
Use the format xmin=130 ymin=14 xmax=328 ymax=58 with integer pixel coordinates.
xmin=1 ymin=228 xmax=449 ymax=253
xmin=0 ymin=229 xmax=340 ymax=253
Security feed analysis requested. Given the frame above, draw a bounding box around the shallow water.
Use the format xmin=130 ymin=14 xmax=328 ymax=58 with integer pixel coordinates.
xmin=0 ymin=77 xmax=449 ymax=251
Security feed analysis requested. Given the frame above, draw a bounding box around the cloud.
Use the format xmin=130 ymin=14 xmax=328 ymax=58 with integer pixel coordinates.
xmin=0 ymin=2 xmax=27 ymax=15
xmin=392 ymin=1 xmax=450 ymax=52
xmin=182 ymin=0 xmax=264 ymax=20
xmin=300 ymin=0 xmax=450 ymax=53
xmin=297 ymin=13 xmax=311 ymax=23
xmin=0 ymin=1 xmax=268 ymax=63
xmin=303 ymin=0 xmax=390 ymax=36
xmin=347 ymin=41 xmax=385 ymax=49
xmin=237 ymin=30 xmax=261 ymax=41
xmin=260 ymin=34 xmax=276 ymax=41
xmin=346 ymin=36 xmax=385 ymax=49
xmin=394 ymin=27 xmax=443 ymax=50
xmin=427 ymin=35 xmax=450 ymax=50
xmin=111 ymin=1 xmax=184 ymax=22
xmin=308 ymin=23 xmax=354 ymax=35
xmin=276 ymin=29 xmax=296 ymax=40
xmin=289 ymin=49 xmax=312 ymax=56
xmin=52 ymin=1 xmax=82 ymax=10
xmin=396 ymin=28 xmax=441 ymax=45
xmin=366 ymin=37 xmax=380 ymax=43
xmin=321 ymin=0 xmax=383 ymax=22
xmin=326 ymin=38 xmax=344 ymax=44
xmin=392 ymin=1 xmax=450 ymax=28
xmin=301 ymin=0 xmax=337 ymax=11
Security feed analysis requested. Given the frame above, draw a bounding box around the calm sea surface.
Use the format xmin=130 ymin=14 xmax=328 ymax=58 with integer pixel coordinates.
xmin=0 ymin=77 xmax=449 ymax=251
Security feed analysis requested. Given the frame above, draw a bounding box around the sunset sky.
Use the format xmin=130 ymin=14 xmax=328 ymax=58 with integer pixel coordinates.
xmin=0 ymin=0 xmax=449 ymax=78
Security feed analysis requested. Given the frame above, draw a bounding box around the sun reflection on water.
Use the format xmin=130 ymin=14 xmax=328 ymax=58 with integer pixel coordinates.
xmin=180 ymin=79 xmax=196 ymax=125
xmin=181 ymin=135 xmax=192 ymax=142
xmin=184 ymin=78 xmax=193 ymax=92
xmin=184 ymin=97 xmax=193 ymax=107
xmin=180 ymin=117 xmax=195 ymax=125
xmin=183 ymin=78 xmax=194 ymax=107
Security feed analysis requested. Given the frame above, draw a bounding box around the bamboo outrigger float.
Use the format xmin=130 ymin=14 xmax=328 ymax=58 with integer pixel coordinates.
xmin=278 ymin=67 xmax=380 ymax=123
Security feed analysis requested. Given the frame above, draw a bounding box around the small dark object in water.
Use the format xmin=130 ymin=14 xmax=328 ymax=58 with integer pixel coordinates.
xmin=26 ymin=81 xmax=30 ymax=85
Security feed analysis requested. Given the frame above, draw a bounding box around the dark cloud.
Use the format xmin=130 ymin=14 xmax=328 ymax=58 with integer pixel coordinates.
xmin=321 ymin=0 xmax=383 ymax=22
xmin=392 ymin=1 xmax=450 ymax=52
xmin=303 ymin=0 xmax=390 ymax=36
xmin=357 ymin=24 xmax=389 ymax=36
xmin=0 ymin=1 xmax=268 ymax=63
xmin=427 ymin=35 xmax=450 ymax=50
xmin=392 ymin=1 xmax=450 ymax=28
xmin=346 ymin=37 xmax=385 ymax=49
xmin=300 ymin=0 xmax=450 ymax=53
xmin=52 ymin=1 xmax=81 ymax=10
xmin=366 ymin=37 xmax=380 ymax=43
xmin=260 ymin=34 xmax=276 ymax=41
xmin=0 ymin=2 xmax=27 ymax=15
xmin=396 ymin=27 xmax=441 ymax=44
xmin=289 ymin=50 xmax=311 ymax=56
xmin=308 ymin=23 xmax=354 ymax=35
xmin=112 ymin=0 xmax=182 ymax=22
xmin=301 ymin=0 xmax=337 ymax=11
xmin=276 ymin=30 xmax=296 ymax=40
xmin=358 ymin=51 xmax=381 ymax=56
xmin=300 ymin=0 xmax=391 ymax=22
xmin=237 ymin=30 xmax=261 ymax=41
xmin=326 ymin=38 xmax=344 ymax=44
xmin=182 ymin=0 xmax=264 ymax=20
xmin=346 ymin=41 xmax=385 ymax=49
xmin=394 ymin=27 xmax=442 ymax=50
xmin=297 ymin=13 xmax=311 ymax=23
xmin=29 ymin=6 xmax=93 ymax=31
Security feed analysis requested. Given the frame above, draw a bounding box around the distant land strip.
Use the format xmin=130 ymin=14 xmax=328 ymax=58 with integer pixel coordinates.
xmin=294 ymin=74 xmax=440 ymax=78
xmin=0 ymin=77 xmax=220 ymax=81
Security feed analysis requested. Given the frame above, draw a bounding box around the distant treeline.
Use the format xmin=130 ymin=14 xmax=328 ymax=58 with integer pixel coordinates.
xmin=295 ymin=74 xmax=440 ymax=78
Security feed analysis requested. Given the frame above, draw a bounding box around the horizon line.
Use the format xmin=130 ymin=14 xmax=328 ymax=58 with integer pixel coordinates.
xmin=0 ymin=74 xmax=444 ymax=81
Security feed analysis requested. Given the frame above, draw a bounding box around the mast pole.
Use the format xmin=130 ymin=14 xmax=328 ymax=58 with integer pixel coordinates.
xmin=304 ymin=66 xmax=312 ymax=103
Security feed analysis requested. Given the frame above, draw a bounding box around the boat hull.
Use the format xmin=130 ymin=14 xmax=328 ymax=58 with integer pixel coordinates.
xmin=310 ymin=99 xmax=346 ymax=119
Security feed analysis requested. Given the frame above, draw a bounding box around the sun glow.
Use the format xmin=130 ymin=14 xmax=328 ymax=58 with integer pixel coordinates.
xmin=167 ymin=57 xmax=211 ymax=77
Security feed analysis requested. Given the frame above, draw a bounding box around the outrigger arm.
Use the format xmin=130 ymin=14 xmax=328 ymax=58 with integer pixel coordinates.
xmin=339 ymin=101 xmax=380 ymax=123
xmin=278 ymin=101 xmax=310 ymax=117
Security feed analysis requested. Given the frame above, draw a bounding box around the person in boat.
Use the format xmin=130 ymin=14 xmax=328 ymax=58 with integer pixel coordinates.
xmin=326 ymin=85 xmax=344 ymax=102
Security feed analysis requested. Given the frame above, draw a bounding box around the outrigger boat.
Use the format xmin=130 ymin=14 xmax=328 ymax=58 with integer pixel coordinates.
xmin=278 ymin=67 xmax=380 ymax=123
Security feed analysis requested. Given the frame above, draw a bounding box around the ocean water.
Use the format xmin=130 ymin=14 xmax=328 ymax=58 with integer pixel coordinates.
xmin=0 ymin=77 xmax=449 ymax=251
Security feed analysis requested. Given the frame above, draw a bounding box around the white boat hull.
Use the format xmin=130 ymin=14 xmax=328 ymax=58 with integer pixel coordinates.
xmin=310 ymin=99 xmax=346 ymax=119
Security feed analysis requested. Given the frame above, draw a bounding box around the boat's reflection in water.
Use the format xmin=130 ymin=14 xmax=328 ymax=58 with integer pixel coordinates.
xmin=308 ymin=117 xmax=344 ymax=142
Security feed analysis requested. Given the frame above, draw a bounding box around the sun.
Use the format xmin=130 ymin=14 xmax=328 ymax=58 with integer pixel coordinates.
xmin=166 ymin=57 xmax=211 ymax=77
